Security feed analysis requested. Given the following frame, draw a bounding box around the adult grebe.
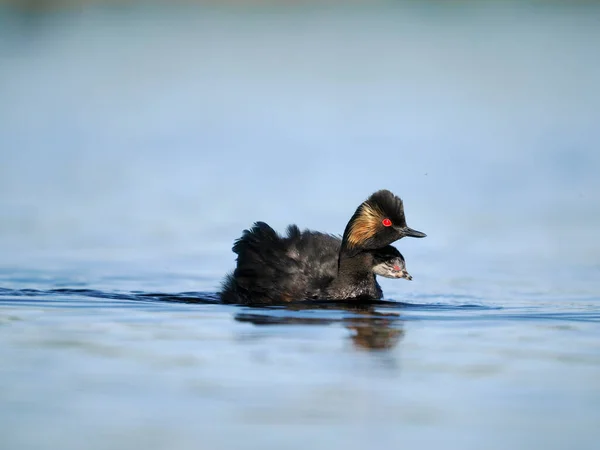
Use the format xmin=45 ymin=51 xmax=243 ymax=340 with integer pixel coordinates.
xmin=220 ymin=190 xmax=425 ymax=305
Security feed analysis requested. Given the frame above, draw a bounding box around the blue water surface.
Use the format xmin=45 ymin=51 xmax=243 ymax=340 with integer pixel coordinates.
xmin=1 ymin=2 xmax=599 ymax=450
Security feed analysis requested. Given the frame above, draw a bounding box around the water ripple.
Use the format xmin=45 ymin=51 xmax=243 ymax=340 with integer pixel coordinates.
xmin=1 ymin=287 xmax=598 ymax=323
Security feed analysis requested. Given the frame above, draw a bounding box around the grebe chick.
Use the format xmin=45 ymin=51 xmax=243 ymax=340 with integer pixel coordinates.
xmin=372 ymin=245 xmax=412 ymax=281
xmin=220 ymin=190 xmax=425 ymax=305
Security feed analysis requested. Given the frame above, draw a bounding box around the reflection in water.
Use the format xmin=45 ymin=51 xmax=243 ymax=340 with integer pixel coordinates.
xmin=345 ymin=317 xmax=404 ymax=351
xmin=0 ymin=287 xmax=504 ymax=351
xmin=234 ymin=302 xmax=405 ymax=351
xmin=0 ymin=287 xmax=409 ymax=349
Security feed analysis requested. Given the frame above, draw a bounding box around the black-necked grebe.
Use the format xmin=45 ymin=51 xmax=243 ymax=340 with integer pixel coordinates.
xmin=220 ymin=190 xmax=425 ymax=305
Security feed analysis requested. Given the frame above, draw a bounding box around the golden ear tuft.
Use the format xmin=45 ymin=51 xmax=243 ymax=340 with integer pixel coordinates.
xmin=346 ymin=203 xmax=385 ymax=247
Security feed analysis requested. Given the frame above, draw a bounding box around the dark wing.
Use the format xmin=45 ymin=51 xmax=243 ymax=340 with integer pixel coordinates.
xmin=220 ymin=222 xmax=342 ymax=304
xmin=282 ymin=225 xmax=341 ymax=298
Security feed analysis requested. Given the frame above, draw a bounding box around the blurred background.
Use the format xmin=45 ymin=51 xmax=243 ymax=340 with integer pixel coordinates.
xmin=1 ymin=0 xmax=599 ymax=294
xmin=0 ymin=2 xmax=599 ymax=449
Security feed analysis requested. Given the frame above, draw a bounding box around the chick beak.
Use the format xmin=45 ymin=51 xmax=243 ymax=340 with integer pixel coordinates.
xmin=393 ymin=265 xmax=412 ymax=280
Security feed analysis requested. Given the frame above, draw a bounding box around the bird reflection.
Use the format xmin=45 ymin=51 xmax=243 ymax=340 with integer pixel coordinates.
xmin=234 ymin=301 xmax=405 ymax=351
xmin=345 ymin=317 xmax=404 ymax=351
xmin=114 ymin=291 xmax=405 ymax=350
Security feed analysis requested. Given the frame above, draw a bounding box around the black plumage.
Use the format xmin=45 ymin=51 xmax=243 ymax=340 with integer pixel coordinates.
xmin=220 ymin=190 xmax=425 ymax=305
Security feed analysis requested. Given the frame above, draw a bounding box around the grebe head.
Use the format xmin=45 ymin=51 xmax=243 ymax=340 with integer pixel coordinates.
xmin=371 ymin=245 xmax=412 ymax=280
xmin=342 ymin=190 xmax=426 ymax=256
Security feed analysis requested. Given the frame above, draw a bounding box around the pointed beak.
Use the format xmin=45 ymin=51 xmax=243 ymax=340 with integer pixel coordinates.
xmin=403 ymin=227 xmax=427 ymax=238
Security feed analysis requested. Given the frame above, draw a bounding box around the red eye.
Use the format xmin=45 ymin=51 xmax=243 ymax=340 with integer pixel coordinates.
xmin=382 ymin=218 xmax=392 ymax=227
xmin=393 ymin=265 xmax=401 ymax=271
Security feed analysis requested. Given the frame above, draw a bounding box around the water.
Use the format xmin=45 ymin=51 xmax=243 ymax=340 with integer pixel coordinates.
xmin=1 ymin=2 xmax=599 ymax=449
